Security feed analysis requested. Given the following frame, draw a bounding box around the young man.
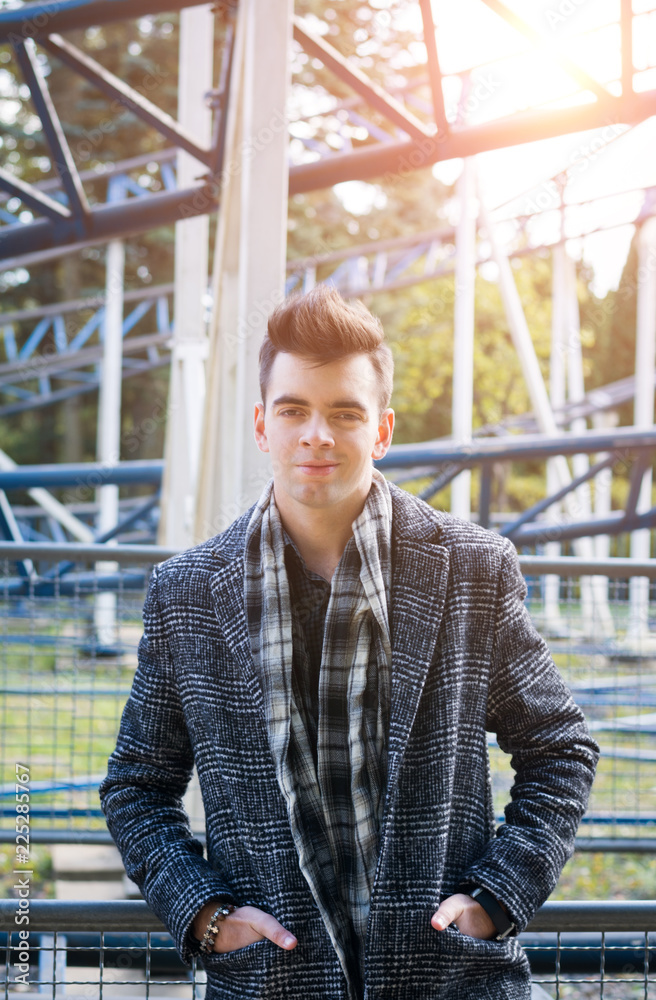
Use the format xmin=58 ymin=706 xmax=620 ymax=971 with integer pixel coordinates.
xmin=100 ymin=286 xmax=598 ymax=1000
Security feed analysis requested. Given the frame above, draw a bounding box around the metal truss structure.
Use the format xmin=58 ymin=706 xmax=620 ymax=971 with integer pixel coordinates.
xmin=2 ymin=0 xmax=656 ymax=255
xmin=0 ymin=282 xmax=173 ymax=418
xmin=0 ymin=0 xmax=231 ymax=258
xmin=0 ymin=0 xmax=655 ymax=619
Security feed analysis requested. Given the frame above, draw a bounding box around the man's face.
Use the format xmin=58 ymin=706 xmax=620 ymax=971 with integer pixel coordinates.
xmin=254 ymin=352 xmax=394 ymax=512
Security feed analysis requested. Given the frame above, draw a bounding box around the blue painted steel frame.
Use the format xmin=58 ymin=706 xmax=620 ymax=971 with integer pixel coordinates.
xmin=0 ymin=0 xmax=235 ymax=259
xmin=0 ymin=283 xmax=174 ymax=415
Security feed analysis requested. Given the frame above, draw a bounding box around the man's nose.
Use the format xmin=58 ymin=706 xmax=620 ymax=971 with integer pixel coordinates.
xmin=299 ymin=415 xmax=334 ymax=448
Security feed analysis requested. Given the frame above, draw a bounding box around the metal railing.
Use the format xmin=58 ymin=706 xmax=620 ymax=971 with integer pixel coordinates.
xmin=0 ymin=900 xmax=654 ymax=998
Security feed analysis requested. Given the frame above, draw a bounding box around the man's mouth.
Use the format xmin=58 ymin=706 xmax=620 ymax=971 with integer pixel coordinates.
xmin=297 ymin=461 xmax=338 ymax=476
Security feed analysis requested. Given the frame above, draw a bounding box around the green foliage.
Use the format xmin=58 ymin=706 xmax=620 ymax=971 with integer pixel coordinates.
xmin=553 ymin=852 xmax=656 ymax=901
xmin=0 ymin=844 xmax=54 ymax=899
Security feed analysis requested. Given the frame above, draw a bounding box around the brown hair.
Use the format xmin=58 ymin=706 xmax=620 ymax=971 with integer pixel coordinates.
xmin=259 ymin=284 xmax=394 ymax=412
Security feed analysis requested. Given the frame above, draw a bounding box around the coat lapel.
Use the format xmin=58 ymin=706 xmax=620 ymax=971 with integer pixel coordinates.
xmin=385 ymin=487 xmax=451 ymax=803
xmin=208 ymin=554 xmax=268 ymax=725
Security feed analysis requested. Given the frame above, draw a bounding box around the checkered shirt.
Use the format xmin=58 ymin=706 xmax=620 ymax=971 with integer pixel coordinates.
xmin=243 ymin=471 xmax=393 ymax=998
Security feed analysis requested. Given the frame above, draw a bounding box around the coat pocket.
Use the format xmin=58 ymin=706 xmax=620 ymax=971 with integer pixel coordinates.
xmin=200 ymin=937 xmax=271 ymax=977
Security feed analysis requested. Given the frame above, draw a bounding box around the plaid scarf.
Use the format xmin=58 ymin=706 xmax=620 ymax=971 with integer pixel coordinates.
xmin=244 ymin=470 xmax=392 ymax=997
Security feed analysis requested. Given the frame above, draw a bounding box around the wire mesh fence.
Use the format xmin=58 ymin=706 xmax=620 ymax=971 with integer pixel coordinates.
xmin=1 ymin=547 xmax=156 ymax=834
xmin=1 ymin=545 xmax=656 ymax=841
xmin=0 ymin=901 xmax=654 ymax=1000
xmin=493 ymin=564 xmax=656 ymax=844
xmin=0 ymin=901 xmax=203 ymax=1000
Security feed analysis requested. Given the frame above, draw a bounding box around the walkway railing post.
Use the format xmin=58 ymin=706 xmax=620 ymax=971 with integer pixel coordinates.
xmin=628 ymin=216 xmax=656 ymax=645
xmin=94 ymin=238 xmax=124 ymax=651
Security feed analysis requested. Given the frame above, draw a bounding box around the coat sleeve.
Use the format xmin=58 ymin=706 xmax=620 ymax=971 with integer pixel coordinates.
xmin=98 ymin=564 xmax=233 ymax=964
xmin=458 ymin=538 xmax=600 ymax=932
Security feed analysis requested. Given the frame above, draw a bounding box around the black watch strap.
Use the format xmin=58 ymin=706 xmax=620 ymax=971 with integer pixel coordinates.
xmin=468 ymin=887 xmax=515 ymax=940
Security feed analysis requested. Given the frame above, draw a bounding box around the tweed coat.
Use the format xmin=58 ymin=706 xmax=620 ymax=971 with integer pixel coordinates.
xmin=99 ymin=483 xmax=599 ymax=1000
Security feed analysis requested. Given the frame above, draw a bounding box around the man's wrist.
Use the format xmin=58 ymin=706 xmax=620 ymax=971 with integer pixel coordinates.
xmin=191 ymin=897 xmax=235 ymax=944
xmin=465 ymin=887 xmax=515 ymax=940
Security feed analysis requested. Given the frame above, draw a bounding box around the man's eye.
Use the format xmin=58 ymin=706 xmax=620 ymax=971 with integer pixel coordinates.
xmin=336 ymin=412 xmax=360 ymax=421
xmin=280 ymin=409 xmax=302 ymax=417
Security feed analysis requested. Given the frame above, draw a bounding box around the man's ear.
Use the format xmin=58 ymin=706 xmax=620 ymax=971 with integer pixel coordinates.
xmin=253 ymin=402 xmax=269 ymax=453
xmin=372 ymin=408 xmax=394 ymax=460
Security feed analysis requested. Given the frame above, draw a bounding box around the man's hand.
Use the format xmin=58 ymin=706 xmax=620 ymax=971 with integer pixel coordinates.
xmin=431 ymin=893 xmax=496 ymax=940
xmin=193 ymin=902 xmax=297 ymax=954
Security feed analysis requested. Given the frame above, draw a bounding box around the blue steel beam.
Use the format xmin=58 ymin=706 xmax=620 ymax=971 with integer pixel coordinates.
xmin=13 ymin=39 xmax=90 ymax=234
xmin=0 ymin=429 xmax=652 ymax=489
xmin=208 ymin=12 xmax=236 ymax=176
xmin=418 ymin=463 xmax=463 ymax=501
xmin=0 ymin=355 xmax=170 ymax=417
xmin=292 ymin=17 xmax=433 ymax=144
xmin=0 ymin=0 xmax=202 ymax=40
xmin=288 ymin=90 xmax=656 ymax=195
xmin=625 ymin=453 xmax=650 ymax=517
xmin=0 ymin=166 xmax=70 ymax=222
xmin=377 ymin=426 xmax=656 ymax=469
xmin=0 ymin=284 xmax=173 ymax=328
xmin=499 ymin=455 xmax=616 ymax=538
xmin=511 ymin=506 xmax=656 ymax=546
xmin=418 ymin=0 xmax=449 ymax=137
xmin=0 ymin=461 xmax=163 ymax=490
xmin=0 ymin=896 xmax=654 ymax=935
xmin=42 ymin=490 xmax=160 ymax=578
xmin=40 ymin=34 xmax=214 ymax=168
xmin=3 ymin=571 xmax=147 ymax=597
xmin=478 ymin=461 xmax=493 ymax=529
xmin=0 ymin=183 xmax=219 ymax=259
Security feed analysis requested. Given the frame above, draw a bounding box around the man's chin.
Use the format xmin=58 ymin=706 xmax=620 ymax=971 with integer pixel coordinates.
xmin=281 ymin=475 xmax=348 ymax=507
xmin=293 ymin=482 xmax=339 ymax=505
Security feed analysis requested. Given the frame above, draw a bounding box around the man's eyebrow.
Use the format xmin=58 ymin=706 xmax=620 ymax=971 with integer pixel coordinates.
xmin=271 ymin=394 xmax=367 ymax=411
xmin=272 ymin=394 xmax=310 ymax=407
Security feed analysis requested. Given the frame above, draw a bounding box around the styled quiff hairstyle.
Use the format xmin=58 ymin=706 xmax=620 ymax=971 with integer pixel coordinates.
xmin=259 ymin=284 xmax=394 ymax=413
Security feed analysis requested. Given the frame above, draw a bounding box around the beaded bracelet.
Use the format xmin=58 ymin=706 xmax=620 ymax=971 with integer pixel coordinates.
xmin=199 ymin=903 xmax=236 ymax=954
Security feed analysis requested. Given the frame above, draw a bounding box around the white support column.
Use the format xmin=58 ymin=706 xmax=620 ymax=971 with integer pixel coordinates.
xmin=481 ymin=206 xmax=599 ymax=571
xmin=593 ymin=408 xmax=617 ymax=631
xmin=628 ymin=217 xmax=656 ymax=643
xmin=563 ymin=251 xmax=613 ymax=637
xmin=195 ymin=0 xmax=292 ymax=539
xmin=158 ymin=3 xmax=214 ymax=549
xmin=451 ymin=159 xmax=476 ymax=520
xmin=95 ymin=238 xmax=124 ymax=650
xmin=544 ymin=244 xmax=567 ymax=634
